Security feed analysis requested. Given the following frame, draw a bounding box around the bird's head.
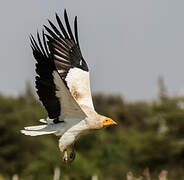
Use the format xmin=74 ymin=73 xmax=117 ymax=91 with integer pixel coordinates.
xmin=90 ymin=115 xmax=117 ymax=129
xmin=102 ymin=117 xmax=117 ymax=127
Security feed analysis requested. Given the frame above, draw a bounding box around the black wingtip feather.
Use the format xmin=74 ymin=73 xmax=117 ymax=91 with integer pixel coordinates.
xmin=44 ymin=33 xmax=53 ymax=40
xmin=30 ymin=44 xmax=34 ymax=51
xmin=44 ymin=25 xmax=58 ymax=39
xmin=31 ymin=35 xmax=41 ymax=53
xmin=74 ymin=16 xmax=80 ymax=46
xmin=55 ymin=13 xmax=69 ymax=39
xmin=30 ymin=36 xmax=35 ymax=50
xmin=30 ymin=31 xmax=61 ymax=119
xmin=64 ymin=10 xmax=75 ymax=42
xmin=30 ymin=35 xmax=39 ymax=52
xmin=44 ymin=11 xmax=88 ymax=72
xmin=42 ymin=30 xmax=50 ymax=57
xmin=37 ymin=31 xmax=47 ymax=57
xmin=48 ymin=19 xmax=64 ymax=39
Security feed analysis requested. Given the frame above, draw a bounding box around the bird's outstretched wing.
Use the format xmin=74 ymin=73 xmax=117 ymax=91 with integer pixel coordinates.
xmin=30 ymin=31 xmax=86 ymax=123
xmin=44 ymin=10 xmax=94 ymax=111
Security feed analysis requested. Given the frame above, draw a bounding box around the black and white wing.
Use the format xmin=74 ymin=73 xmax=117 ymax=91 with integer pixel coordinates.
xmin=44 ymin=10 xmax=94 ymax=113
xmin=30 ymin=31 xmax=86 ymax=123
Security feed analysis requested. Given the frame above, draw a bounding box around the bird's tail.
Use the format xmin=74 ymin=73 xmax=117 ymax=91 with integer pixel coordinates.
xmin=20 ymin=123 xmax=57 ymax=136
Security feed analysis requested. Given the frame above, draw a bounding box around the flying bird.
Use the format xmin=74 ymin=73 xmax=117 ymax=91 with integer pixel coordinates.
xmin=21 ymin=10 xmax=117 ymax=162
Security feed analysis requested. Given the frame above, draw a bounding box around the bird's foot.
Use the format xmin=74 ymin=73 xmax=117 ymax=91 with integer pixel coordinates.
xmin=69 ymin=144 xmax=76 ymax=161
xmin=63 ymin=149 xmax=68 ymax=163
xmin=70 ymin=151 xmax=76 ymax=161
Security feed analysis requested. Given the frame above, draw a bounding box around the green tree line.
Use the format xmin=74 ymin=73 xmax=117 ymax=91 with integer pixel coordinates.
xmin=1 ymin=83 xmax=184 ymax=179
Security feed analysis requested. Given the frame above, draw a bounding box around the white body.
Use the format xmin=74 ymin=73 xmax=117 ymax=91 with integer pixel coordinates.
xmin=58 ymin=119 xmax=89 ymax=151
xmin=21 ymin=68 xmax=104 ymax=152
xmin=22 ymin=13 xmax=116 ymax=158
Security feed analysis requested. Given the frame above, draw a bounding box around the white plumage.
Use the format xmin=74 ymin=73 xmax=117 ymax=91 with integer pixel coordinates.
xmin=21 ymin=10 xmax=116 ymax=162
xmin=65 ymin=67 xmax=94 ymax=109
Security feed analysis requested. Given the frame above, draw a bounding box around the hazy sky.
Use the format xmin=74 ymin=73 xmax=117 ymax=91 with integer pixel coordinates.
xmin=1 ymin=0 xmax=184 ymax=101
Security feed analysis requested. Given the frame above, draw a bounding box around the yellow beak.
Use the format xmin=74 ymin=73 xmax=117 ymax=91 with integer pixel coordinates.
xmin=103 ymin=118 xmax=117 ymax=127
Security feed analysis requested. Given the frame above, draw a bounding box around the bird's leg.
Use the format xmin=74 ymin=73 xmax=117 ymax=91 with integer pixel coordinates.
xmin=70 ymin=143 xmax=76 ymax=161
xmin=63 ymin=149 xmax=68 ymax=162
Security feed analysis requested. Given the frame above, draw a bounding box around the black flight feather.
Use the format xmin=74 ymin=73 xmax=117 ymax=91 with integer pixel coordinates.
xmin=56 ymin=13 xmax=69 ymax=39
xmin=30 ymin=10 xmax=90 ymax=120
xmin=48 ymin=19 xmax=64 ymax=39
xmin=64 ymin=10 xmax=75 ymax=43
xmin=44 ymin=10 xmax=89 ymax=79
xmin=30 ymin=33 xmax=61 ymax=119
xmin=42 ymin=30 xmax=49 ymax=57
xmin=74 ymin=16 xmax=80 ymax=46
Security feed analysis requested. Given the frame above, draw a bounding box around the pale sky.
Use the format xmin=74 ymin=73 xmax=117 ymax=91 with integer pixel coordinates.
xmin=0 ymin=0 xmax=184 ymax=101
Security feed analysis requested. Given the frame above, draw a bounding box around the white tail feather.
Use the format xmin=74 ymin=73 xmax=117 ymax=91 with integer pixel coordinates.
xmin=20 ymin=130 xmax=56 ymax=136
xmin=21 ymin=124 xmax=57 ymax=136
xmin=24 ymin=125 xmax=47 ymax=130
xmin=39 ymin=119 xmax=48 ymax=124
xmin=21 ymin=122 xmax=66 ymax=136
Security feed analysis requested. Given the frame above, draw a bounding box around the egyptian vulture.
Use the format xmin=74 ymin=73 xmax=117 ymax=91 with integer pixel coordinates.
xmin=21 ymin=10 xmax=117 ymax=162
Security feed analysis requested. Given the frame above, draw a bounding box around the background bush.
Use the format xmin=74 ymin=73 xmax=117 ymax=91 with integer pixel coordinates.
xmin=1 ymin=83 xmax=184 ymax=179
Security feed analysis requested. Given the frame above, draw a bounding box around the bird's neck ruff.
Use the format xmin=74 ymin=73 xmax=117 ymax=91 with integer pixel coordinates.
xmin=84 ymin=114 xmax=103 ymax=130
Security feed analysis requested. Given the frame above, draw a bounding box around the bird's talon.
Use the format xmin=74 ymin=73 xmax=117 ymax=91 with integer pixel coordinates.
xmin=70 ymin=151 xmax=76 ymax=161
xmin=63 ymin=150 xmax=68 ymax=162
xmin=63 ymin=157 xmax=68 ymax=163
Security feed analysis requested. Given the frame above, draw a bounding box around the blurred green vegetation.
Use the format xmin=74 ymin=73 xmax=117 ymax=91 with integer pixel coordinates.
xmin=1 ymin=81 xmax=184 ymax=179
